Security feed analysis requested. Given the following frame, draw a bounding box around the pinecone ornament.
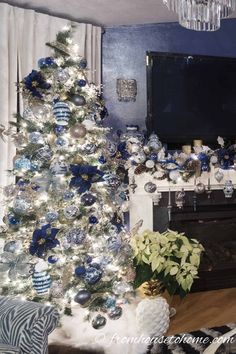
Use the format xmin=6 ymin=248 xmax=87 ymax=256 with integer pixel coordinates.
xmin=136 ymin=297 xmax=170 ymax=338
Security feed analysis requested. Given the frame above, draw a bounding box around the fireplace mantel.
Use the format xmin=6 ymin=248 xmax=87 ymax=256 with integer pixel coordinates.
xmin=129 ymin=168 xmax=236 ymax=232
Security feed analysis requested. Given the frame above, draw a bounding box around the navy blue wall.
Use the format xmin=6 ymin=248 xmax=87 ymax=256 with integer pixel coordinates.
xmin=102 ymin=19 xmax=236 ymax=132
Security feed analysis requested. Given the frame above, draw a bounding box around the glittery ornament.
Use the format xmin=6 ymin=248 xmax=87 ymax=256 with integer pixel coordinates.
xmin=103 ymin=174 xmax=121 ymax=188
xmin=124 ymin=267 xmax=136 ymax=282
xmin=105 ymin=140 xmax=117 ymax=156
xmin=34 ymin=145 xmax=53 ymax=162
xmin=50 ymin=159 xmax=69 ymax=175
xmin=29 ymin=132 xmax=44 ymax=144
xmin=31 ymin=104 xmax=51 ymax=122
xmin=70 ymin=124 xmax=87 ymax=139
xmin=81 ymin=193 xmax=96 ymax=206
xmin=92 ymin=315 xmax=106 ymax=330
xmin=112 ymin=281 xmax=133 ymax=295
xmin=50 ymin=282 xmax=64 ymax=298
xmin=55 ymin=136 xmax=68 ymax=148
xmin=14 ymin=157 xmax=31 ymax=171
xmin=74 ymin=289 xmax=91 ymax=305
xmin=107 ymin=236 xmax=121 ymax=252
xmin=64 ymin=205 xmax=80 ymax=220
xmin=84 ymin=267 xmax=102 ymax=285
xmin=13 ymin=194 xmax=34 ymax=216
xmin=108 ymin=306 xmax=122 ymax=320
xmin=83 ymin=143 xmax=96 ymax=155
xmin=65 ymin=228 xmax=86 ymax=245
xmin=54 ymin=68 xmax=69 ymax=83
xmin=45 ymin=211 xmax=59 ymax=223
xmin=104 ymin=297 xmax=116 ymax=309
xmin=32 ymin=271 xmax=51 ymax=295
xmin=4 ymin=184 xmax=17 ymax=198
xmin=70 ymin=94 xmax=86 ymax=106
xmin=53 ymin=101 xmax=71 ymax=126
xmin=214 ymin=169 xmax=224 ymax=183
xmin=144 ymin=182 xmax=157 ymax=193
xmin=63 ymin=190 xmax=75 ymax=200
xmin=147 ymin=133 xmax=162 ymax=151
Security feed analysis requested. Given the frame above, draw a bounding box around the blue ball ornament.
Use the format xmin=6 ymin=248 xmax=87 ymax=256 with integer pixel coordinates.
xmin=53 ymin=101 xmax=71 ymax=126
xmin=48 ymin=255 xmax=58 ymax=264
xmin=38 ymin=57 xmax=55 ymax=69
xmin=8 ymin=214 xmax=21 ymax=227
xmin=74 ymin=289 xmax=91 ymax=305
xmin=55 ymin=125 xmax=67 ymax=136
xmin=79 ymin=59 xmax=87 ymax=69
xmin=85 ymin=255 xmax=93 ymax=264
xmin=77 ymin=79 xmax=86 ymax=87
xmin=55 ymin=137 xmax=68 ymax=148
xmin=89 ymin=215 xmax=98 ymax=224
xmin=75 ymin=266 xmax=86 ymax=277
xmin=98 ymin=156 xmax=106 ymax=164
xmin=81 ymin=193 xmax=96 ymax=206
xmin=84 ymin=267 xmax=102 ymax=285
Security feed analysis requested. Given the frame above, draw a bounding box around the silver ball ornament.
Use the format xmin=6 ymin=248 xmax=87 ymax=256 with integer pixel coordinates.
xmin=71 ymin=94 xmax=86 ymax=106
xmin=108 ymin=306 xmax=122 ymax=320
xmin=92 ymin=315 xmax=107 ymax=330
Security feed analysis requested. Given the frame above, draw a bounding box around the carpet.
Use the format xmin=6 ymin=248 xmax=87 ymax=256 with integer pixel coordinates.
xmin=148 ymin=323 xmax=236 ymax=354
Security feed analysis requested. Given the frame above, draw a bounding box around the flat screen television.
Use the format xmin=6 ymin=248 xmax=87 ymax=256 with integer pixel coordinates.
xmin=146 ymin=51 xmax=236 ymax=149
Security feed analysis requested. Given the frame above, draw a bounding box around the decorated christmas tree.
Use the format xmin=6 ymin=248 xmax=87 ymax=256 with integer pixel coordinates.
xmin=0 ymin=25 xmax=135 ymax=328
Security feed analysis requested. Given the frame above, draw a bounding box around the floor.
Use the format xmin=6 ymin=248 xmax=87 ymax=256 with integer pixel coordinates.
xmin=168 ymin=287 xmax=236 ymax=335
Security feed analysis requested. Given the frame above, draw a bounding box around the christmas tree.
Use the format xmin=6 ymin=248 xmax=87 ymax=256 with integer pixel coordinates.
xmin=0 ymin=25 xmax=134 ymax=328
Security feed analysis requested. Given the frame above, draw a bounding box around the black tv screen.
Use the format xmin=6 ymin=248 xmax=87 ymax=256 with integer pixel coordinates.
xmin=146 ymin=51 xmax=236 ymax=149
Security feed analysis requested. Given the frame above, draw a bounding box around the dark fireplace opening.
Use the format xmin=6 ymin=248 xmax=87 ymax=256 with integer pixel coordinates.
xmin=153 ymin=191 xmax=236 ymax=292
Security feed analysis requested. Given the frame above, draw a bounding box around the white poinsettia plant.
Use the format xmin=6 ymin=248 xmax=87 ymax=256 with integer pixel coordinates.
xmin=130 ymin=229 xmax=204 ymax=297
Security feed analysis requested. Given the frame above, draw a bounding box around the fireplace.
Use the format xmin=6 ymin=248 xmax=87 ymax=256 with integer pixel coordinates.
xmin=153 ymin=191 xmax=236 ymax=292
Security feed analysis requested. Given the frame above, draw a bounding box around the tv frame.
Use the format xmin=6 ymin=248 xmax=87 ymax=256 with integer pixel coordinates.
xmin=146 ymin=51 xmax=236 ymax=149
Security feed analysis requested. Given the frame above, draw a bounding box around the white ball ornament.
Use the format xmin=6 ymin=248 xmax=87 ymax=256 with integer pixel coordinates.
xmin=169 ymin=170 xmax=181 ymax=182
xmin=145 ymin=160 xmax=155 ymax=169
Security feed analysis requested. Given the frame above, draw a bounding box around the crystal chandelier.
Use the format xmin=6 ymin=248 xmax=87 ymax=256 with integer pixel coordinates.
xmin=163 ymin=0 xmax=235 ymax=31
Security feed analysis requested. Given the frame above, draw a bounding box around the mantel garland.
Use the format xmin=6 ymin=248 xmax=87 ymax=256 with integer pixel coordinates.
xmin=115 ymin=131 xmax=236 ymax=184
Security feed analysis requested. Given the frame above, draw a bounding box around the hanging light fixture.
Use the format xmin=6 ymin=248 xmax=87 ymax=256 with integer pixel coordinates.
xmin=163 ymin=0 xmax=235 ymax=31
